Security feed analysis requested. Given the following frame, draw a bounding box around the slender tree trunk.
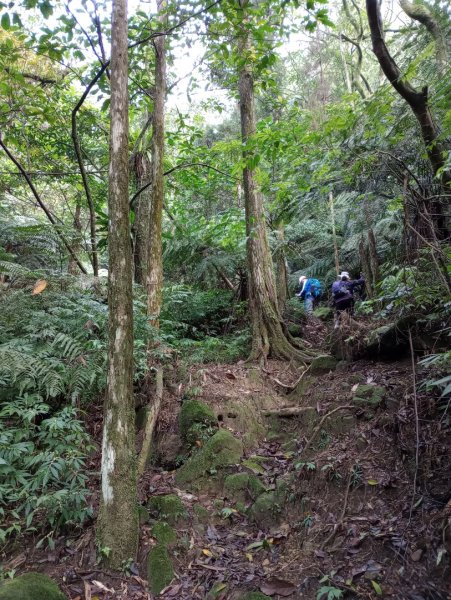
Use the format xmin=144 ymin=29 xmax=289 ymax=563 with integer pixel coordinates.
xmin=237 ymin=2 xmax=311 ymax=362
xmin=275 ymin=223 xmax=289 ymax=313
xmin=329 ymin=191 xmax=340 ymax=277
xmin=366 ymin=0 xmax=450 ymax=206
xmin=98 ymin=0 xmax=138 ymax=568
xmin=147 ymin=0 xmax=166 ymax=328
xmin=367 ymin=228 xmax=380 ymax=288
xmin=68 ymin=199 xmax=82 ymax=275
xmin=133 ymin=150 xmax=152 ymax=285
xmin=358 ymin=236 xmax=372 ymax=297
xmin=399 ymin=0 xmax=448 ymax=73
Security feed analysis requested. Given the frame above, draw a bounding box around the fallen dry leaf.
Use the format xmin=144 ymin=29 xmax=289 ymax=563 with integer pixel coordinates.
xmin=31 ymin=279 xmax=47 ymax=295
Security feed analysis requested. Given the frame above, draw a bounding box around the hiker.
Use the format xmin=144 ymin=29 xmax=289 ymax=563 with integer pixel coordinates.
xmin=296 ymin=275 xmax=322 ymax=315
xmin=331 ymin=271 xmax=365 ymax=328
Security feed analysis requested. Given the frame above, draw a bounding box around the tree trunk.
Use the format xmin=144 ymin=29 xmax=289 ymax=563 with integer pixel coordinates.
xmin=147 ymin=0 xmax=166 ymax=328
xmin=399 ymin=0 xmax=448 ymax=73
xmin=367 ymin=228 xmax=380 ymax=289
xmin=237 ymin=2 xmax=311 ymax=363
xmin=98 ymin=0 xmax=138 ymax=569
xmin=358 ymin=235 xmax=373 ymax=297
xmin=68 ymin=199 xmax=82 ymax=275
xmin=275 ymin=223 xmax=289 ymax=313
xmin=366 ymin=0 xmax=451 ymax=207
xmin=329 ymin=191 xmax=340 ymax=277
xmin=133 ymin=150 xmax=152 ymax=285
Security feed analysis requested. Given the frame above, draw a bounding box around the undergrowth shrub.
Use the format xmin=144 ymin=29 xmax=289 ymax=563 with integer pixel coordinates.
xmin=175 ymin=331 xmax=250 ymax=363
xmin=161 ymin=285 xmax=243 ymax=338
xmin=0 ymin=287 xmax=155 ymax=544
xmin=0 ymin=395 xmax=93 ymax=546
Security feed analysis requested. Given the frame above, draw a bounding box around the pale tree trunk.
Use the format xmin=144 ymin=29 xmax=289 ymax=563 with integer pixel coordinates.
xmin=147 ymin=0 xmax=166 ymax=328
xmin=359 ymin=235 xmax=373 ymax=297
xmin=367 ymin=228 xmax=380 ymax=288
xmin=237 ymin=1 xmax=312 ymax=363
xmin=98 ymin=0 xmax=138 ymax=568
xmin=400 ymin=0 xmax=448 ymax=73
xmin=133 ymin=150 xmax=152 ymax=285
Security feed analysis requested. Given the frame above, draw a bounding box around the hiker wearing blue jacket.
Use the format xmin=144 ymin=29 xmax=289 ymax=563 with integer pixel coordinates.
xmin=296 ymin=275 xmax=322 ymax=315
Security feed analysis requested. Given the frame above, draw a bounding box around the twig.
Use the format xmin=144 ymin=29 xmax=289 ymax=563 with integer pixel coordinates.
xmin=321 ymin=470 xmax=352 ymax=550
xmin=264 ymin=406 xmax=315 ymax=416
xmin=408 ymin=328 xmax=420 ymax=525
xmin=300 ymin=405 xmax=355 ymax=455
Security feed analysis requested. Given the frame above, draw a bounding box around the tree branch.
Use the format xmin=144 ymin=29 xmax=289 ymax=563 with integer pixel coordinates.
xmin=0 ymin=137 xmax=87 ymax=274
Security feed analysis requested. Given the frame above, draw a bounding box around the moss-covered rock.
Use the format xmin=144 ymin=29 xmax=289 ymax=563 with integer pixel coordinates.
xmin=223 ymin=472 xmax=266 ymax=502
xmin=239 ymin=593 xmax=271 ymax=600
xmin=248 ymin=492 xmax=282 ymax=529
xmin=0 ymin=573 xmax=67 ymax=600
xmin=352 ymin=384 xmax=385 ymax=409
xmin=179 ymin=400 xmax=217 ymax=445
xmin=242 ymin=458 xmax=266 ymax=474
xmin=313 ymin=307 xmax=333 ymax=321
xmin=148 ymin=494 xmax=186 ymax=525
xmin=151 ymin=521 xmax=176 ymax=545
xmin=309 ymin=355 xmax=338 ymax=374
xmin=175 ymin=429 xmax=243 ymax=487
xmin=147 ymin=544 xmax=174 ymax=595
xmin=193 ymin=503 xmax=210 ymax=523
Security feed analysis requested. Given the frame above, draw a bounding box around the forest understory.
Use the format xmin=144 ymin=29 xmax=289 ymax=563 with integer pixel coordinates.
xmin=3 ymin=315 xmax=450 ymax=600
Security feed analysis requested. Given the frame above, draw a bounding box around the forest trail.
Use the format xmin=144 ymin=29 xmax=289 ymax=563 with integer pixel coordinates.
xmin=7 ymin=322 xmax=450 ymax=600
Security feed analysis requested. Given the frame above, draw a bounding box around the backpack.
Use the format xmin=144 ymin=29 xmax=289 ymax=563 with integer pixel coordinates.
xmin=332 ymin=281 xmax=352 ymax=300
xmin=309 ymin=278 xmax=322 ymax=299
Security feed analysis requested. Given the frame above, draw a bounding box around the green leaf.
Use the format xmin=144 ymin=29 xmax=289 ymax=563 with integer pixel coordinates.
xmin=371 ymin=580 xmax=382 ymax=595
xmin=1 ymin=12 xmax=11 ymax=29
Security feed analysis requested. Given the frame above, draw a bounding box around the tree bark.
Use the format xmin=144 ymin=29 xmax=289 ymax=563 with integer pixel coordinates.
xmin=146 ymin=0 xmax=167 ymax=328
xmin=237 ymin=2 xmax=312 ymax=363
xmin=366 ymin=0 xmax=450 ymax=198
xmin=367 ymin=228 xmax=380 ymax=288
xmin=329 ymin=192 xmax=340 ymax=277
xmin=68 ymin=198 xmax=82 ymax=275
xmin=98 ymin=0 xmax=138 ymax=569
xmin=275 ymin=223 xmax=289 ymax=313
xmin=137 ymin=367 xmax=163 ymax=476
xmin=132 ymin=150 xmax=152 ymax=285
xmin=399 ymin=0 xmax=448 ymax=73
xmin=358 ymin=235 xmax=373 ymax=297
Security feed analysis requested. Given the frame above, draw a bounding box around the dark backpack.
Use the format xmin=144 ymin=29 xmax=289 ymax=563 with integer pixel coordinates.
xmin=333 ymin=281 xmax=352 ymax=300
xmin=309 ymin=278 xmax=322 ymax=299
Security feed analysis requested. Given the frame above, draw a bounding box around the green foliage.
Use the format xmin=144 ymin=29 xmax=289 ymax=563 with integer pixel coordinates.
xmin=175 ymin=332 xmax=250 ymax=364
xmin=0 ymin=396 xmax=92 ymax=544
xmin=316 ymin=586 xmax=343 ymax=600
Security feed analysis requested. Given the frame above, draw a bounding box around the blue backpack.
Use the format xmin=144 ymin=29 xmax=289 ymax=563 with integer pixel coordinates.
xmin=309 ymin=278 xmax=322 ymax=299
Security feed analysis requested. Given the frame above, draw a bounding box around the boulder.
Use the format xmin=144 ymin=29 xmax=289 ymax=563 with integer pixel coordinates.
xmin=147 ymin=545 xmax=174 ymax=595
xmin=309 ymin=355 xmax=339 ymax=374
xmin=223 ymin=472 xmax=266 ymax=503
xmin=148 ymin=494 xmax=186 ymax=525
xmin=352 ymin=384 xmax=385 ymax=409
xmin=0 ymin=573 xmax=67 ymax=600
xmin=248 ymin=491 xmax=283 ymax=530
xmin=179 ymin=399 xmax=217 ymax=446
xmin=175 ymin=429 xmax=243 ymax=487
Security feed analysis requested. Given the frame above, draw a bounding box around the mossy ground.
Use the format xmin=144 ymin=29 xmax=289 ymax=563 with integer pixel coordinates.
xmin=0 ymin=573 xmax=67 ymax=600
xmin=151 ymin=521 xmax=176 ymax=545
xmin=148 ymin=494 xmax=186 ymax=525
xmin=175 ymin=429 xmax=243 ymax=487
xmin=147 ymin=544 xmax=174 ymax=595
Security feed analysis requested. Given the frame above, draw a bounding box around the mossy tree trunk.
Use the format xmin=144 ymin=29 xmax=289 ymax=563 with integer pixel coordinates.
xmin=98 ymin=0 xmax=138 ymax=568
xmin=237 ymin=1 xmax=312 ymax=363
xmin=133 ymin=150 xmax=152 ymax=285
xmin=275 ymin=223 xmax=289 ymax=313
xmin=147 ymin=0 xmax=166 ymax=328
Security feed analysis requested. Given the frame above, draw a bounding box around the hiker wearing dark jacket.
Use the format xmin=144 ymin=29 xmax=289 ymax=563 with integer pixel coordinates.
xmin=331 ymin=271 xmax=365 ymax=327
